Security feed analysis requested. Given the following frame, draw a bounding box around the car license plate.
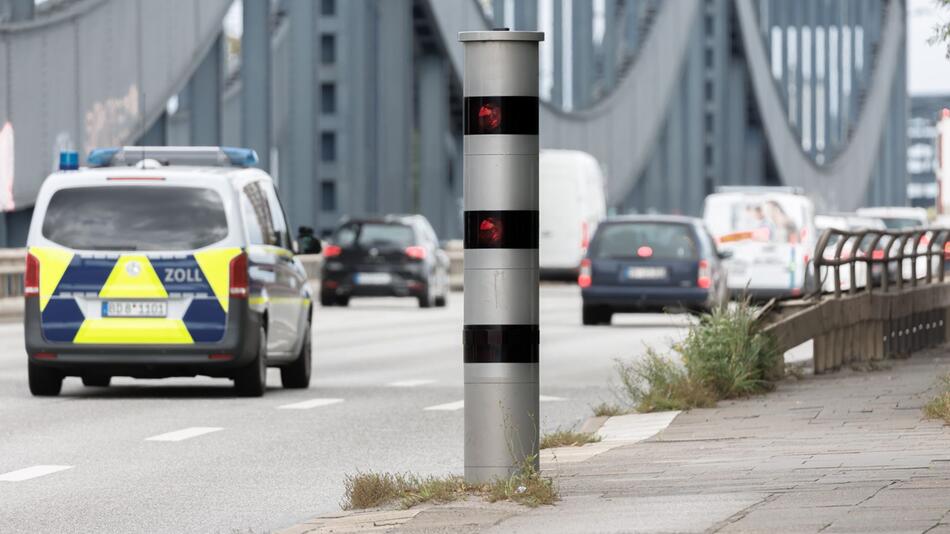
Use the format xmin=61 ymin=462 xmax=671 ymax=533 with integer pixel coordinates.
xmin=625 ymin=266 xmax=667 ymax=280
xmin=355 ymin=272 xmax=392 ymax=285
xmin=102 ymin=301 xmax=168 ymax=318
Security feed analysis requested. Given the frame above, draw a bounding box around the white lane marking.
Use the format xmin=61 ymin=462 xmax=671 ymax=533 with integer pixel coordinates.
xmin=388 ymin=379 xmax=435 ymax=388
xmin=145 ymin=427 xmax=223 ymax=442
xmin=424 ymin=396 xmax=565 ymax=412
xmin=0 ymin=465 xmax=72 ymax=482
xmin=278 ymin=398 xmax=344 ymax=410
xmin=424 ymin=400 xmax=465 ymax=411
xmin=598 ymin=411 xmax=681 ymax=442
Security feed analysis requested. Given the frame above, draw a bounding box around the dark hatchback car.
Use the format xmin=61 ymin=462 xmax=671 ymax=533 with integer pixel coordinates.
xmin=320 ymin=215 xmax=450 ymax=308
xmin=579 ymin=215 xmax=729 ymax=324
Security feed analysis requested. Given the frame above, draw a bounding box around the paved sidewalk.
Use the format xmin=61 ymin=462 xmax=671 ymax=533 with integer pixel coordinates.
xmin=286 ymin=350 xmax=950 ymax=533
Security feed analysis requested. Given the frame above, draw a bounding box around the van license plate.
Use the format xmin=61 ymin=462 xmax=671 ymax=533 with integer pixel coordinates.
xmin=103 ymin=301 xmax=168 ymax=318
xmin=625 ymin=267 xmax=667 ymax=280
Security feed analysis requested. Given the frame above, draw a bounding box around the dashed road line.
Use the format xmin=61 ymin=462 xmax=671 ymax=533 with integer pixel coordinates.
xmin=278 ymin=398 xmax=344 ymax=410
xmin=145 ymin=427 xmax=223 ymax=442
xmin=424 ymin=395 xmax=567 ymax=412
xmin=0 ymin=465 xmax=72 ymax=482
xmin=424 ymin=400 xmax=465 ymax=411
xmin=387 ymin=379 xmax=435 ymax=388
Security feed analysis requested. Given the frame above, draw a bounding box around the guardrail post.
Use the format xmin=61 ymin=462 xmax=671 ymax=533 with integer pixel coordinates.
xmin=813 ymin=333 xmax=829 ymax=374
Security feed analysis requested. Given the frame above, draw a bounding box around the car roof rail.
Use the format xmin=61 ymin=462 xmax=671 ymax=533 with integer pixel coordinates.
xmin=86 ymin=146 xmax=259 ymax=168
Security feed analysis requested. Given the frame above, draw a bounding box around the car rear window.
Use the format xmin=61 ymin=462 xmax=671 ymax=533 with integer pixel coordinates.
xmin=334 ymin=223 xmax=415 ymax=248
xmin=878 ymin=217 xmax=924 ymax=230
xmin=42 ymin=186 xmax=229 ymax=250
xmin=592 ymin=223 xmax=698 ymax=260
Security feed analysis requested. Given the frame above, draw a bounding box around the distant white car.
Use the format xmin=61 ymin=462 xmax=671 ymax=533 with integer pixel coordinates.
xmin=813 ymin=215 xmax=885 ymax=292
xmin=539 ymin=149 xmax=607 ymax=278
xmin=855 ymin=207 xmax=929 ymax=230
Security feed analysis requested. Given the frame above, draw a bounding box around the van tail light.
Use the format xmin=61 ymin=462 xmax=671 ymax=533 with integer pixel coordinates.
xmin=578 ymin=259 xmax=592 ymax=288
xmin=920 ymin=234 xmax=931 ymax=246
xmin=872 ymin=249 xmax=885 ymax=260
xmin=24 ymin=252 xmax=40 ymax=298
xmin=229 ymin=252 xmax=249 ymax=299
xmin=803 ymin=253 xmax=810 ymax=265
xmin=944 ymin=241 xmax=950 ymax=261
xmin=323 ymin=245 xmax=342 ymax=258
xmin=581 ymin=221 xmax=590 ymax=250
xmin=697 ymin=259 xmax=712 ymax=289
xmin=405 ymin=246 xmax=427 ymax=260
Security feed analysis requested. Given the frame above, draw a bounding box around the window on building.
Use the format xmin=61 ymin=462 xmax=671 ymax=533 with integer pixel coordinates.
xmin=321 ymin=83 xmax=336 ymax=114
xmin=320 ymin=0 xmax=335 ymax=16
xmin=321 ymin=180 xmax=337 ymax=211
xmin=321 ymin=132 xmax=336 ymax=162
xmin=321 ymin=34 xmax=335 ymax=65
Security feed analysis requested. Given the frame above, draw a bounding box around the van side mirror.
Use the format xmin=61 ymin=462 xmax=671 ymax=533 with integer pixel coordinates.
xmin=297 ymin=226 xmax=322 ymax=255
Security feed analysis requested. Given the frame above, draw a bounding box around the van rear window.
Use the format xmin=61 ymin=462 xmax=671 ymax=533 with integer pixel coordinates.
xmin=42 ymin=186 xmax=228 ymax=250
xmin=592 ymin=223 xmax=697 ymax=260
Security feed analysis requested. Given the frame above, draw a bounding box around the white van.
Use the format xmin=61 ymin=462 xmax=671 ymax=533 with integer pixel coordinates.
xmin=539 ymin=150 xmax=607 ymax=277
xmin=703 ymin=187 xmax=816 ymax=299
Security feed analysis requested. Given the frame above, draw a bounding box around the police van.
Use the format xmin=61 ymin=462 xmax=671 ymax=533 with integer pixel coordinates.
xmin=24 ymin=146 xmax=320 ymax=397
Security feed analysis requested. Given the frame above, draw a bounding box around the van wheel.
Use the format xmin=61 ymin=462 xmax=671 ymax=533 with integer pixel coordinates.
xmin=235 ymin=327 xmax=267 ymax=397
xmin=82 ymin=376 xmax=111 ymax=387
xmin=281 ymin=325 xmax=312 ymax=389
xmin=29 ymin=362 xmax=63 ymax=397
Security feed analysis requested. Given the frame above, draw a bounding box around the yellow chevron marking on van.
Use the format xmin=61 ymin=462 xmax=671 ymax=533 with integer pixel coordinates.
xmin=98 ymin=255 xmax=167 ymax=299
xmin=193 ymin=247 xmax=241 ymax=313
xmin=29 ymin=247 xmax=75 ymax=312
xmin=73 ymin=318 xmax=193 ymax=344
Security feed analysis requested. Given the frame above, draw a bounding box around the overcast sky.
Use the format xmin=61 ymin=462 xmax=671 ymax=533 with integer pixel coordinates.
xmin=909 ymin=0 xmax=950 ymax=95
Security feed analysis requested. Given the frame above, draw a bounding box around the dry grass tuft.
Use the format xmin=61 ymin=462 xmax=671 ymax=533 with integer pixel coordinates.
xmin=924 ymin=374 xmax=950 ymax=425
xmin=539 ymin=429 xmax=601 ymax=449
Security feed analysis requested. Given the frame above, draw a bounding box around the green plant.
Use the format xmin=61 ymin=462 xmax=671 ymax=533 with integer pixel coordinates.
xmin=591 ymin=402 xmax=628 ymax=417
xmin=924 ymin=374 xmax=950 ymax=424
xmin=485 ymin=456 xmax=558 ymax=507
xmin=615 ymin=300 xmax=779 ymax=413
xmin=539 ymin=429 xmax=601 ymax=449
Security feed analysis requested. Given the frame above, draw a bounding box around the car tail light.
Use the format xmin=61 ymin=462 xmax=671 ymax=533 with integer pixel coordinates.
xmin=24 ymin=252 xmax=40 ymax=298
xmin=578 ymin=259 xmax=592 ymax=288
xmin=697 ymin=259 xmax=712 ymax=289
xmin=920 ymin=234 xmax=931 ymax=246
xmin=872 ymin=249 xmax=885 ymax=260
xmin=229 ymin=252 xmax=248 ymax=299
xmin=803 ymin=253 xmax=810 ymax=265
xmin=323 ymin=245 xmax=342 ymax=258
xmin=405 ymin=246 xmax=426 ymax=260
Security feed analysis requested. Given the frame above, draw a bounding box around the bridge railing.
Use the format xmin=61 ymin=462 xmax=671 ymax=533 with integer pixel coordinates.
xmin=763 ymin=228 xmax=950 ymax=374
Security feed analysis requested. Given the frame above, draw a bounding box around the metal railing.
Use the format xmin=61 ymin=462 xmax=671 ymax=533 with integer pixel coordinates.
xmin=812 ymin=227 xmax=949 ymax=298
xmin=0 ymin=248 xmax=25 ymax=299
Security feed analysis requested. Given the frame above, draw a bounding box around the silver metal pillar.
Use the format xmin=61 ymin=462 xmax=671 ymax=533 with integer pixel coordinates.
xmin=571 ymin=0 xmax=593 ymax=109
xmin=288 ymin=0 xmax=316 ymax=231
xmin=241 ymin=0 xmax=272 ymax=171
xmin=375 ymin=0 xmax=413 ymax=214
xmin=603 ymin=0 xmax=618 ymax=91
xmin=551 ymin=0 xmax=563 ymax=108
xmin=189 ymin=34 xmax=223 ymax=146
xmin=419 ymin=54 xmax=448 ymax=237
xmin=459 ymin=30 xmax=543 ymax=484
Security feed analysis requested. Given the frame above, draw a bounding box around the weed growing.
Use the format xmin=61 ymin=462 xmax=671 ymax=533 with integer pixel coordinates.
xmin=924 ymin=374 xmax=950 ymax=425
xmin=539 ymin=429 xmax=601 ymax=449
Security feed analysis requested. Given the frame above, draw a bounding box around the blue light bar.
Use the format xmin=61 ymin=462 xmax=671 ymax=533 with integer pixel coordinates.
xmin=221 ymin=147 xmax=259 ymax=167
xmin=59 ymin=151 xmax=79 ymax=171
xmin=87 ymin=147 xmax=120 ymax=167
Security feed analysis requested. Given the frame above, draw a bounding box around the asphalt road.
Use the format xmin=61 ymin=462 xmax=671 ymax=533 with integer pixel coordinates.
xmin=0 ymin=285 xmax=692 ymax=533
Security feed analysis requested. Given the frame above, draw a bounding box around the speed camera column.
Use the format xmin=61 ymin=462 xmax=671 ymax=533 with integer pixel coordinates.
xmin=459 ymin=29 xmax=544 ymax=484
